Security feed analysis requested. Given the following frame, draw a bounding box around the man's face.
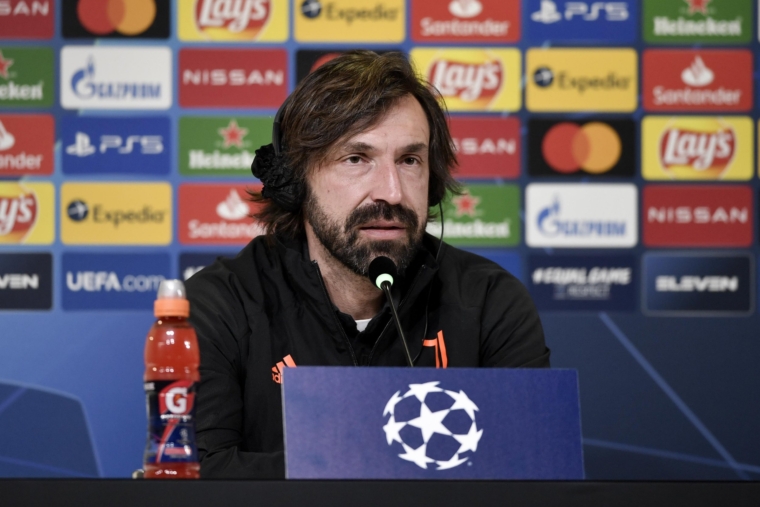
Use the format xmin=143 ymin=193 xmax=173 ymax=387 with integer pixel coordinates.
xmin=304 ymin=95 xmax=430 ymax=276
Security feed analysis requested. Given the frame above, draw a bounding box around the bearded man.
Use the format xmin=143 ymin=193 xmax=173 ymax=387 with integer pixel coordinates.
xmin=186 ymin=51 xmax=550 ymax=479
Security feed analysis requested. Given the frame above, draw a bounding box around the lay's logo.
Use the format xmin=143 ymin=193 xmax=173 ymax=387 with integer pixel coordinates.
xmin=643 ymin=116 xmax=753 ymax=180
xmin=0 ymin=182 xmax=53 ymax=244
xmin=179 ymin=0 xmax=288 ymax=41
xmin=411 ymin=48 xmax=520 ymax=111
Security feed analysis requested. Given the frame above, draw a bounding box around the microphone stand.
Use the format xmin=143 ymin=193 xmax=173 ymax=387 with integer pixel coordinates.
xmin=380 ymin=281 xmax=414 ymax=367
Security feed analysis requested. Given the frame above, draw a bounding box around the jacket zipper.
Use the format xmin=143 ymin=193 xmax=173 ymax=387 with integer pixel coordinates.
xmin=367 ymin=265 xmax=427 ymax=366
xmin=312 ymin=261 xmax=359 ymax=366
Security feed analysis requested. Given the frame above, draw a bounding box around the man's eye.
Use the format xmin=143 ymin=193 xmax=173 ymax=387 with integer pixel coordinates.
xmin=403 ymin=157 xmax=420 ymax=165
xmin=346 ymin=156 xmax=362 ymax=164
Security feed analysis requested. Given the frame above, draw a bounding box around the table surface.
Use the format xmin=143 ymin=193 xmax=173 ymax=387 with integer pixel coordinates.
xmin=0 ymin=480 xmax=758 ymax=507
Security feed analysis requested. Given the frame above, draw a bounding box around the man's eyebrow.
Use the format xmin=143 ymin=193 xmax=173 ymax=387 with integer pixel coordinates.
xmin=338 ymin=141 xmax=429 ymax=154
xmin=400 ymin=142 xmax=428 ymax=154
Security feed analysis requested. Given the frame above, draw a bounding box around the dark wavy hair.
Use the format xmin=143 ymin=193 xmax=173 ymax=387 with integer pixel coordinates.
xmin=249 ymin=50 xmax=460 ymax=238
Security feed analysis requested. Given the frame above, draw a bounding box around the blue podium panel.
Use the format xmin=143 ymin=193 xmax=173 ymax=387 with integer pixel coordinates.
xmin=282 ymin=367 xmax=583 ymax=480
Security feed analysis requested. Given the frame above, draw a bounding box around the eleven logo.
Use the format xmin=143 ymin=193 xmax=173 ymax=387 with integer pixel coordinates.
xmin=294 ymin=0 xmax=405 ymax=43
xmin=179 ymin=0 xmax=288 ymax=41
xmin=526 ymin=48 xmax=637 ymax=112
xmin=643 ymin=49 xmax=752 ymax=111
xmin=0 ymin=0 xmax=53 ymax=39
xmin=411 ymin=0 xmax=519 ymax=42
xmin=411 ymin=48 xmax=520 ymax=112
xmin=0 ymin=114 xmax=54 ymax=176
xmin=0 ymin=182 xmax=53 ymax=244
xmin=642 ymin=116 xmax=752 ymax=180
xmin=179 ymin=184 xmax=265 ymax=244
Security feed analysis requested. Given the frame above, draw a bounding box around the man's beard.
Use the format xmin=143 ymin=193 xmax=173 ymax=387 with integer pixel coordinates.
xmin=304 ymin=189 xmax=425 ymax=277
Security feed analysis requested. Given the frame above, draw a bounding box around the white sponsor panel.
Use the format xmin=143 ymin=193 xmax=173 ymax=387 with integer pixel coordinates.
xmin=526 ymin=183 xmax=637 ymax=248
xmin=60 ymin=46 xmax=172 ymax=110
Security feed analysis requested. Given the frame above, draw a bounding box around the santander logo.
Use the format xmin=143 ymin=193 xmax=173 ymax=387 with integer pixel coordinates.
xmin=681 ymin=56 xmax=713 ymax=87
xmin=0 ymin=184 xmax=37 ymax=242
xmin=429 ymin=58 xmax=502 ymax=103
xmin=195 ymin=0 xmax=270 ymax=34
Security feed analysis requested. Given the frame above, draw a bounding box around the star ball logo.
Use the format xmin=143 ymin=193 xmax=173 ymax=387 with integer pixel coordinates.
xmin=383 ymin=382 xmax=482 ymax=470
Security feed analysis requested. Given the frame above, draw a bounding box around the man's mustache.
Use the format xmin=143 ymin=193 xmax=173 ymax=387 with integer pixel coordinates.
xmin=344 ymin=202 xmax=419 ymax=232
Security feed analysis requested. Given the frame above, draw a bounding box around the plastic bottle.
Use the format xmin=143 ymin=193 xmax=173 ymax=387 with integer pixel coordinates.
xmin=143 ymin=280 xmax=200 ymax=479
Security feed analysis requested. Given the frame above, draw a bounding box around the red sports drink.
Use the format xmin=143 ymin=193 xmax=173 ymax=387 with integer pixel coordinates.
xmin=143 ymin=280 xmax=200 ymax=479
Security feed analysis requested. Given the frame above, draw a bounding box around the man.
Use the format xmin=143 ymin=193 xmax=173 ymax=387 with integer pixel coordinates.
xmin=186 ymin=51 xmax=550 ymax=479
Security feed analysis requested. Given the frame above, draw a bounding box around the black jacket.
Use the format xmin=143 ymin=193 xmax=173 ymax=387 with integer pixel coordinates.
xmin=186 ymin=234 xmax=550 ymax=479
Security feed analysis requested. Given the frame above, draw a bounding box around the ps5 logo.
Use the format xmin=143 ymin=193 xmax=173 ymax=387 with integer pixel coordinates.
xmin=66 ymin=132 xmax=164 ymax=157
xmin=531 ymin=0 xmax=628 ymax=24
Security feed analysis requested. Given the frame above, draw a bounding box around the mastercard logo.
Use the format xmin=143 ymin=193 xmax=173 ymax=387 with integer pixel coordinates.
xmin=541 ymin=122 xmax=622 ymax=174
xmin=77 ymin=0 xmax=156 ymax=36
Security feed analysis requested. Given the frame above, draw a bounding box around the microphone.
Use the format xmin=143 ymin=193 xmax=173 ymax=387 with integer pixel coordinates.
xmin=368 ymin=256 xmax=414 ymax=367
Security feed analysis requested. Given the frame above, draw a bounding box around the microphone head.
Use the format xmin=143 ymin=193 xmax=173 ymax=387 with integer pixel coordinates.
xmin=368 ymin=256 xmax=397 ymax=289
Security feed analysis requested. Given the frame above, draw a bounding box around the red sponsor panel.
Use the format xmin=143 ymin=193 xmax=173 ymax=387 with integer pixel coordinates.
xmin=179 ymin=49 xmax=288 ymax=108
xmin=411 ymin=0 xmax=520 ymax=43
xmin=643 ymin=185 xmax=753 ymax=247
xmin=179 ymin=184 xmax=265 ymax=245
xmin=0 ymin=114 xmax=54 ymax=176
xmin=643 ymin=50 xmax=753 ymax=112
xmin=0 ymin=0 xmax=54 ymax=39
xmin=449 ymin=117 xmax=520 ymax=178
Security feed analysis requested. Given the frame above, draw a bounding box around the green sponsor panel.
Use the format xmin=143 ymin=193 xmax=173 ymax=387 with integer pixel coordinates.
xmin=0 ymin=47 xmax=53 ymax=108
xmin=643 ymin=0 xmax=751 ymax=44
xmin=179 ymin=116 xmax=274 ymax=176
xmin=428 ymin=184 xmax=520 ymax=247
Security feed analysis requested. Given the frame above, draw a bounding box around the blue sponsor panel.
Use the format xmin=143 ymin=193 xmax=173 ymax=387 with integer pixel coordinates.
xmin=462 ymin=249 xmax=522 ymax=282
xmin=528 ymin=254 xmax=636 ymax=312
xmin=643 ymin=253 xmax=754 ymax=316
xmin=0 ymin=253 xmax=52 ymax=310
xmin=525 ymin=0 xmax=637 ymax=43
xmin=62 ymin=253 xmax=171 ymax=311
xmin=61 ymin=116 xmax=170 ymax=175
xmin=179 ymin=252 xmax=236 ymax=281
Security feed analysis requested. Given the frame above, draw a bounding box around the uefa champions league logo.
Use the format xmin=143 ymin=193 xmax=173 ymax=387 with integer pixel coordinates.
xmin=382 ymin=381 xmax=483 ymax=470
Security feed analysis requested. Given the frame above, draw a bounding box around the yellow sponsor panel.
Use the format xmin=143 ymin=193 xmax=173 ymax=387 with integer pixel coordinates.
xmin=526 ymin=48 xmax=637 ymax=112
xmin=61 ymin=183 xmax=172 ymax=245
xmin=410 ymin=48 xmax=521 ymax=112
xmin=294 ymin=0 xmax=405 ymax=43
xmin=0 ymin=182 xmax=54 ymax=245
xmin=179 ymin=0 xmax=289 ymax=41
xmin=642 ymin=116 xmax=753 ymax=181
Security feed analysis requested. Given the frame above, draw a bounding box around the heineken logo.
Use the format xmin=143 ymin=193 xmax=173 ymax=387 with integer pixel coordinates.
xmin=180 ymin=117 xmax=272 ymax=176
xmin=0 ymin=48 xmax=52 ymax=106
xmin=644 ymin=0 xmax=750 ymax=44
xmin=427 ymin=184 xmax=519 ymax=247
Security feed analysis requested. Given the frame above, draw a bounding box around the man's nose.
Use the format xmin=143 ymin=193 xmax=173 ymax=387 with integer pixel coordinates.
xmin=369 ymin=159 xmax=403 ymax=205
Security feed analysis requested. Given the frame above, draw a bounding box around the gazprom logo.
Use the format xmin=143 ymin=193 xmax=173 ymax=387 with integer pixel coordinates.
xmin=536 ymin=197 xmax=627 ymax=237
xmin=71 ymin=57 xmax=161 ymax=100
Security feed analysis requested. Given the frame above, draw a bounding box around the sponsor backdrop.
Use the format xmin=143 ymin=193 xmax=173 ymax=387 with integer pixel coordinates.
xmin=0 ymin=0 xmax=758 ymax=481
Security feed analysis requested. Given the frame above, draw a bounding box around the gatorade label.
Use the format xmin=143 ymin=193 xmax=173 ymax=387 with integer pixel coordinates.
xmin=144 ymin=380 xmax=199 ymax=463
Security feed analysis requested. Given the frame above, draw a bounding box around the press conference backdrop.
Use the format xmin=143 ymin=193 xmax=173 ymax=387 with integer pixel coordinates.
xmin=0 ymin=0 xmax=758 ymax=480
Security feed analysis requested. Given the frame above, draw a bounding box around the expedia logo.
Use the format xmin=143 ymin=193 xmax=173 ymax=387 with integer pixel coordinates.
xmin=66 ymin=200 xmax=165 ymax=228
xmin=526 ymin=48 xmax=637 ymax=112
xmin=658 ymin=119 xmax=734 ymax=179
xmin=61 ymin=183 xmax=171 ymax=245
xmin=301 ymin=0 xmax=399 ymax=23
